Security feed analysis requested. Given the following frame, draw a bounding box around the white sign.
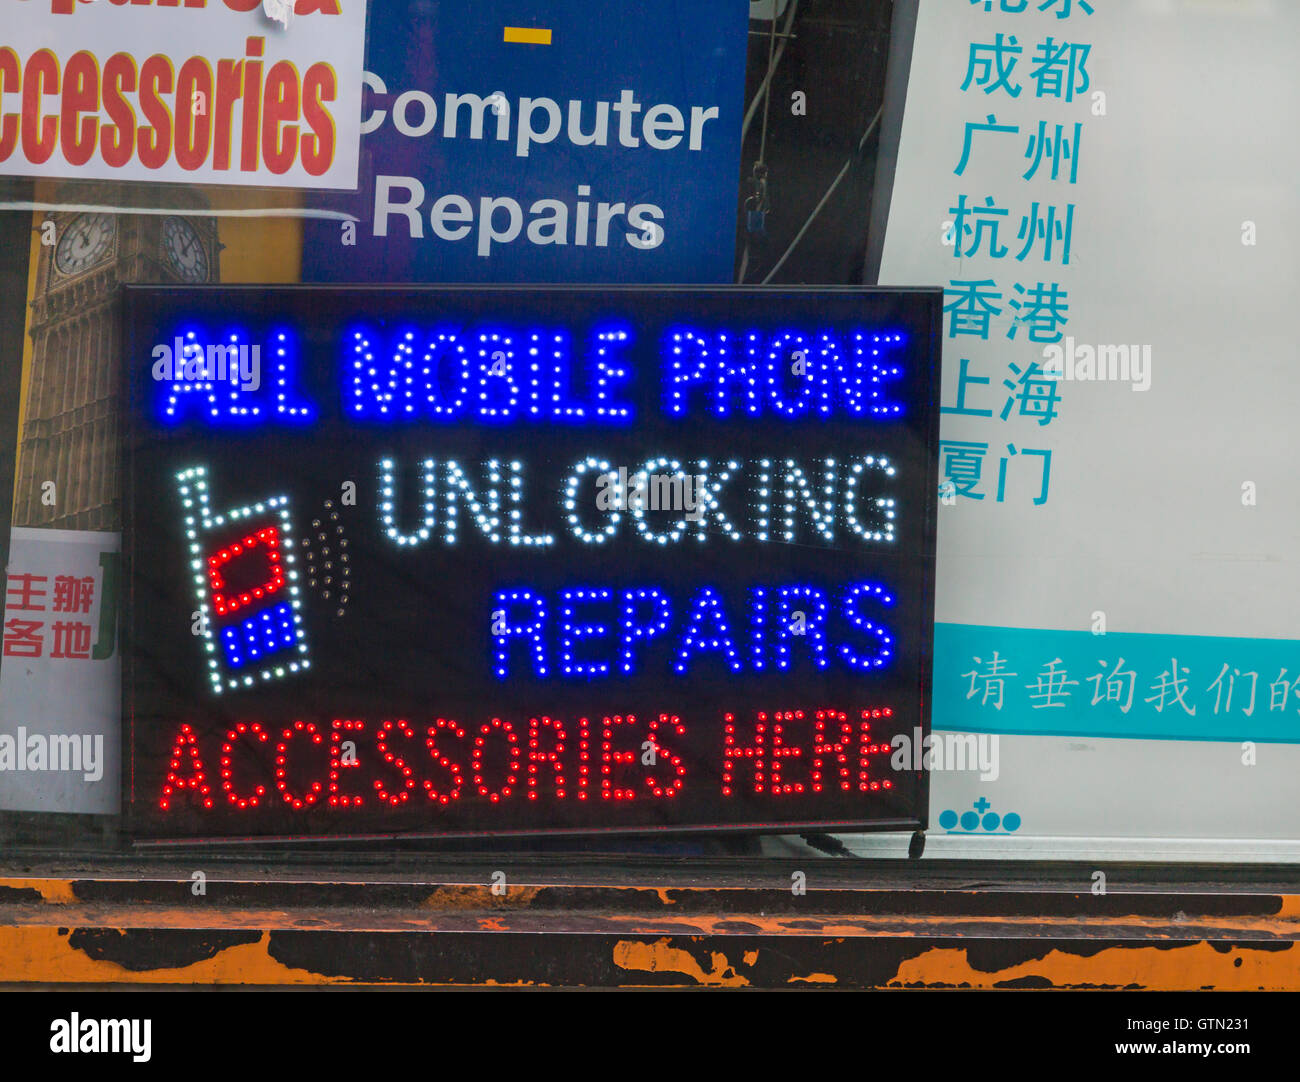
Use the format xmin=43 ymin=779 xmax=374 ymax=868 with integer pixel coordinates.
xmin=873 ymin=0 xmax=1300 ymax=857
xmin=1 ymin=0 xmax=367 ymax=189
xmin=0 ymin=528 xmax=119 ymax=814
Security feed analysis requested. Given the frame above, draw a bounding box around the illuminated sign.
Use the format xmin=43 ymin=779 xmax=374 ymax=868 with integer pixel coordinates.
xmin=123 ymin=286 xmax=940 ymax=841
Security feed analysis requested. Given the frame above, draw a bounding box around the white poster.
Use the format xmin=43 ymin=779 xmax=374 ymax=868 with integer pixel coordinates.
xmin=1 ymin=0 xmax=367 ymax=189
xmin=0 ymin=527 xmax=119 ymax=814
xmin=872 ymin=0 xmax=1300 ymax=856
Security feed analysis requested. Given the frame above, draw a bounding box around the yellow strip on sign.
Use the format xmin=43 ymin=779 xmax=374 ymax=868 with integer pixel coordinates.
xmin=503 ymin=26 xmax=552 ymax=45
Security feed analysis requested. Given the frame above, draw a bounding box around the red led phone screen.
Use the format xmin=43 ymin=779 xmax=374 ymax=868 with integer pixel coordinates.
xmin=122 ymin=286 xmax=940 ymax=841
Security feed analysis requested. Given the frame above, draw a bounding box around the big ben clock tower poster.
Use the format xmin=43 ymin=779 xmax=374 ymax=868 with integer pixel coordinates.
xmin=15 ymin=182 xmax=220 ymax=532
xmin=0 ymin=180 xmax=298 ymax=817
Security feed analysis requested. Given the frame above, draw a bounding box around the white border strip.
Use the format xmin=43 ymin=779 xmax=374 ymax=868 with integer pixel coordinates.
xmin=834 ymin=832 xmax=1300 ymax=863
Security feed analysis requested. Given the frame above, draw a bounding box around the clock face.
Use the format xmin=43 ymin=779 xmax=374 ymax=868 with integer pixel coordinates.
xmin=54 ymin=213 xmax=116 ymax=276
xmin=162 ymin=216 xmax=210 ymax=283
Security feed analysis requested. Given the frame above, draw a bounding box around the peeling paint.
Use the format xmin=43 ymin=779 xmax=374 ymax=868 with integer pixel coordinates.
xmin=1275 ymin=895 xmax=1300 ymax=919
xmin=420 ymin=885 xmax=545 ymax=909
xmin=0 ymin=870 xmax=1296 ymax=988
xmin=613 ymin=937 xmax=751 ymax=986
xmin=0 ymin=924 xmax=1296 ymax=988
xmin=69 ymin=927 xmax=263 ymax=971
xmin=888 ymin=941 xmax=1300 ymax=991
xmin=0 ymin=927 xmax=323 ymax=984
xmin=0 ymin=878 xmax=77 ymax=904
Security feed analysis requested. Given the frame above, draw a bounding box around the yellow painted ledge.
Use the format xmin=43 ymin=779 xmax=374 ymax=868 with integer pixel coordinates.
xmin=0 ymin=926 xmax=1296 ymax=988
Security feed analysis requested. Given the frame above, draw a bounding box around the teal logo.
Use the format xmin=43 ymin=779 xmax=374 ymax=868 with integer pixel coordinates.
xmin=938 ymin=797 xmax=1020 ymax=834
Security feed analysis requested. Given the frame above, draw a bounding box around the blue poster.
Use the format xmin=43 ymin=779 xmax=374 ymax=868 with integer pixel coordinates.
xmin=302 ymin=0 xmax=749 ymax=284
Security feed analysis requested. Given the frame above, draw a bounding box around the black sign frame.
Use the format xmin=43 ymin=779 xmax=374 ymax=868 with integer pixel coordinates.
xmin=122 ymin=285 xmax=941 ymax=844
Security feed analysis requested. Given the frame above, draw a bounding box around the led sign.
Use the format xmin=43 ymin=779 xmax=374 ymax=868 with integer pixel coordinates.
xmin=123 ymin=286 xmax=940 ymax=841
